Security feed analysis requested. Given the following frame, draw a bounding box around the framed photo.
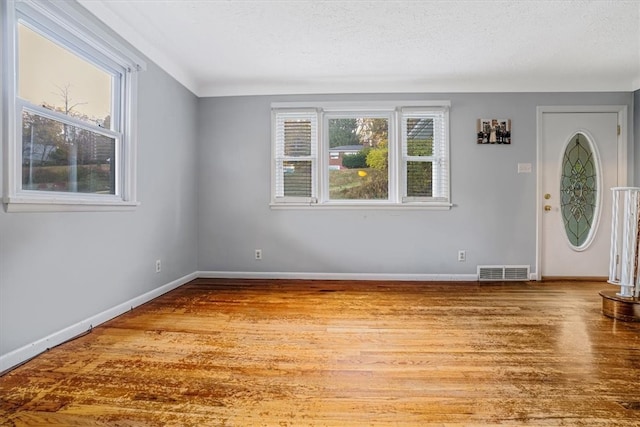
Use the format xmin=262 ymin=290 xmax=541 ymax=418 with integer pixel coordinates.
xmin=477 ymin=119 xmax=511 ymax=144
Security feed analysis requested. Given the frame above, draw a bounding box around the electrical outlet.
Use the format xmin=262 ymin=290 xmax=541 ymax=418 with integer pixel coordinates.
xmin=457 ymin=250 xmax=466 ymax=262
xmin=255 ymin=249 xmax=262 ymax=260
xmin=155 ymin=259 xmax=161 ymax=273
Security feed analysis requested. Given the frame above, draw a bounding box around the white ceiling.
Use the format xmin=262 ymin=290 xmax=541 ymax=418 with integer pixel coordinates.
xmin=78 ymin=0 xmax=640 ymax=97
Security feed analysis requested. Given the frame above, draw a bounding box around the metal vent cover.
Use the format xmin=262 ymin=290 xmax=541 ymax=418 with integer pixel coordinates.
xmin=478 ymin=265 xmax=530 ymax=281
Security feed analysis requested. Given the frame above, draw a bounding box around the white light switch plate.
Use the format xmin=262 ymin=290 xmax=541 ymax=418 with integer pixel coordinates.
xmin=517 ymin=163 xmax=532 ymax=173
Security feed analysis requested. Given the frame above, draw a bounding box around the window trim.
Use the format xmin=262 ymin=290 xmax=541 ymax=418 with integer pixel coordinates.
xmin=271 ymin=101 xmax=452 ymax=210
xmin=321 ymin=110 xmax=396 ymax=205
xmin=271 ymin=108 xmax=320 ymax=205
xmin=2 ymin=0 xmax=146 ymax=212
xmin=400 ymin=107 xmax=450 ymax=203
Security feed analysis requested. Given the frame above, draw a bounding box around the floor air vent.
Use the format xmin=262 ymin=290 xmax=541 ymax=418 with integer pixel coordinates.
xmin=477 ymin=265 xmax=530 ymax=281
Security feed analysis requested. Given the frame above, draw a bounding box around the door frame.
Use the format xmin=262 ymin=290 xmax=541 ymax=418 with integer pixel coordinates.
xmin=535 ymin=105 xmax=628 ymax=281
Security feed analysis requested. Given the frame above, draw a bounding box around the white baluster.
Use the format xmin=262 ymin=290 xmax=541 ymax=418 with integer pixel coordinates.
xmin=609 ymin=187 xmax=640 ymax=298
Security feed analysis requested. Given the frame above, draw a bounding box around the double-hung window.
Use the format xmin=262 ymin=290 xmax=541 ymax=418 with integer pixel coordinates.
xmin=273 ymin=110 xmax=318 ymax=203
xmin=272 ymin=101 xmax=450 ymax=208
xmin=2 ymin=0 xmax=145 ymax=211
xmin=401 ymin=108 xmax=449 ymax=202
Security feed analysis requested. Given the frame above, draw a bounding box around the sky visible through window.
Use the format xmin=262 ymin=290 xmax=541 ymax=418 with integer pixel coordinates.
xmin=18 ymin=23 xmax=112 ymax=122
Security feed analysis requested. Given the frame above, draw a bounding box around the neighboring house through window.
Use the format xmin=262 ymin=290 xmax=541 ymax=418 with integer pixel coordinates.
xmin=329 ymin=145 xmax=364 ymax=170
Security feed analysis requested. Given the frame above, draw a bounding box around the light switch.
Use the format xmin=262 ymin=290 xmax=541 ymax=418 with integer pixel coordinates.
xmin=518 ymin=163 xmax=532 ymax=174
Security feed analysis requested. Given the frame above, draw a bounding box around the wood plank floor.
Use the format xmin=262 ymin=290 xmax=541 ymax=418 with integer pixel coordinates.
xmin=2 ymin=278 xmax=640 ymax=426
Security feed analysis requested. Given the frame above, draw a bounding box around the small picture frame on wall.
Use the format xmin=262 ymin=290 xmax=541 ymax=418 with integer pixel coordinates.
xmin=477 ymin=119 xmax=511 ymax=144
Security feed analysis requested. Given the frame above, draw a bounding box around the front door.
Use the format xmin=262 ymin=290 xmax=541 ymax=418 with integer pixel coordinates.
xmin=539 ymin=110 xmax=621 ymax=278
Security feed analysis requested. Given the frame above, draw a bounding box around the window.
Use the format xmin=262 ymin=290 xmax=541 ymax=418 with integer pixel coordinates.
xmin=327 ymin=115 xmax=390 ymax=201
xmin=401 ymin=109 xmax=449 ymax=202
xmin=272 ymin=102 xmax=450 ymax=208
xmin=273 ymin=110 xmax=317 ymax=203
xmin=2 ymin=0 xmax=146 ymax=211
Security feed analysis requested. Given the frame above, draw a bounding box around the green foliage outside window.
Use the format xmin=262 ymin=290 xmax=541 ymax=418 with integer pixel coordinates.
xmin=329 ymin=118 xmax=359 ymax=148
xmin=341 ymin=150 xmax=368 ymax=169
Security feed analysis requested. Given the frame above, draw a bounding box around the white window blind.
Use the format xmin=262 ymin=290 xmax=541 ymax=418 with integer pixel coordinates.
xmin=273 ymin=111 xmax=317 ymax=202
xmin=401 ymin=108 xmax=449 ymax=203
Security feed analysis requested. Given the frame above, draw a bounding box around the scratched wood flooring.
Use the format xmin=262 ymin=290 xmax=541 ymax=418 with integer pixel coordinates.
xmin=2 ymin=278 xmax=640 ymax=426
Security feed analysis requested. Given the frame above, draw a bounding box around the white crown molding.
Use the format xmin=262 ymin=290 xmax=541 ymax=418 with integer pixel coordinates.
xmin=77 ymin=0 xmax=200 ymax=96
xmin=198 ymin=77 xmax=640 ymax=98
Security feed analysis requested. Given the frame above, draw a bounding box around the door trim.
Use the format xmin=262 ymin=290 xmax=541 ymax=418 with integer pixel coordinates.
xmin=534 ymin=105 xmax=628 ymax=281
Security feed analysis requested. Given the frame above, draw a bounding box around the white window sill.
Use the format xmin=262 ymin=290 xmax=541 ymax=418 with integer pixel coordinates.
xmin=270 ymin=202 xmax=452 ymax=210
xmin=4 ymin=196 xmax=140 ymax=213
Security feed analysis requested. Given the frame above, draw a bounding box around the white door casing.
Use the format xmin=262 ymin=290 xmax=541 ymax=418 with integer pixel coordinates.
xmin=536 ymin=106 xmax=628 ymax=279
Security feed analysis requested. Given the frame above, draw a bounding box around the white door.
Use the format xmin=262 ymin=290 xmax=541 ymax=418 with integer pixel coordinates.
xmin=540 ymin=110 xmax=620 ymax=278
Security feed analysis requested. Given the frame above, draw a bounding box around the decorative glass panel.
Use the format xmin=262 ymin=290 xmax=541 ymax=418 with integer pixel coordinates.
xmin=560 ymin=133 xmax=598 ymax=248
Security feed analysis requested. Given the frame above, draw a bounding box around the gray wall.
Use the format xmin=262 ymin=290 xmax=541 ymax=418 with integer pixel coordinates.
xmin=197 ymin=93 xmax=633 ymax=276
xmin=0 ymin=16 xmax=199 ymax=356
xmin=635 ymin=89 xmax=640 ymax=186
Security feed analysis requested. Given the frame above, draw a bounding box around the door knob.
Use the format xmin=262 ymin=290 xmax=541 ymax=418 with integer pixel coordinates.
xmin=544 ymin=194 xmax=551 ymax=199
xmin=544 ymin=205 xmax=551 ymax=211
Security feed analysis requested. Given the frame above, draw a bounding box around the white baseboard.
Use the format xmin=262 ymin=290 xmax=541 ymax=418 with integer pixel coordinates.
xmin=0 ymin=272 xmax=198 ymax=374
xmin=197 ymin=270 xmax=479 ymax=282
xmin=1 ymin=270 xmax=480 ymax=373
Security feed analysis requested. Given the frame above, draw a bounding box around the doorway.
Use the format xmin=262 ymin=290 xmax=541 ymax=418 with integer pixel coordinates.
xmin=537 ymin=106 xmax=627 ymax=279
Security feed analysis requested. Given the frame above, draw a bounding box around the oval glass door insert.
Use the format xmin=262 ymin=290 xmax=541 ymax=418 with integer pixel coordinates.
xmin=560 ymin=133 xmax=599 ymax=250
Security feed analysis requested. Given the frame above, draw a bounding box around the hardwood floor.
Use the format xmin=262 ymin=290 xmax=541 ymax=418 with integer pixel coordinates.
xmin=2 ymin=278 xmax=640 ymax=426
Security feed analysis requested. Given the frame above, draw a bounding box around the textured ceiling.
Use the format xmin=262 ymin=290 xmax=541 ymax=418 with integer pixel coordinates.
xmin=78 ymin=0 xmax=640 ymax=97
